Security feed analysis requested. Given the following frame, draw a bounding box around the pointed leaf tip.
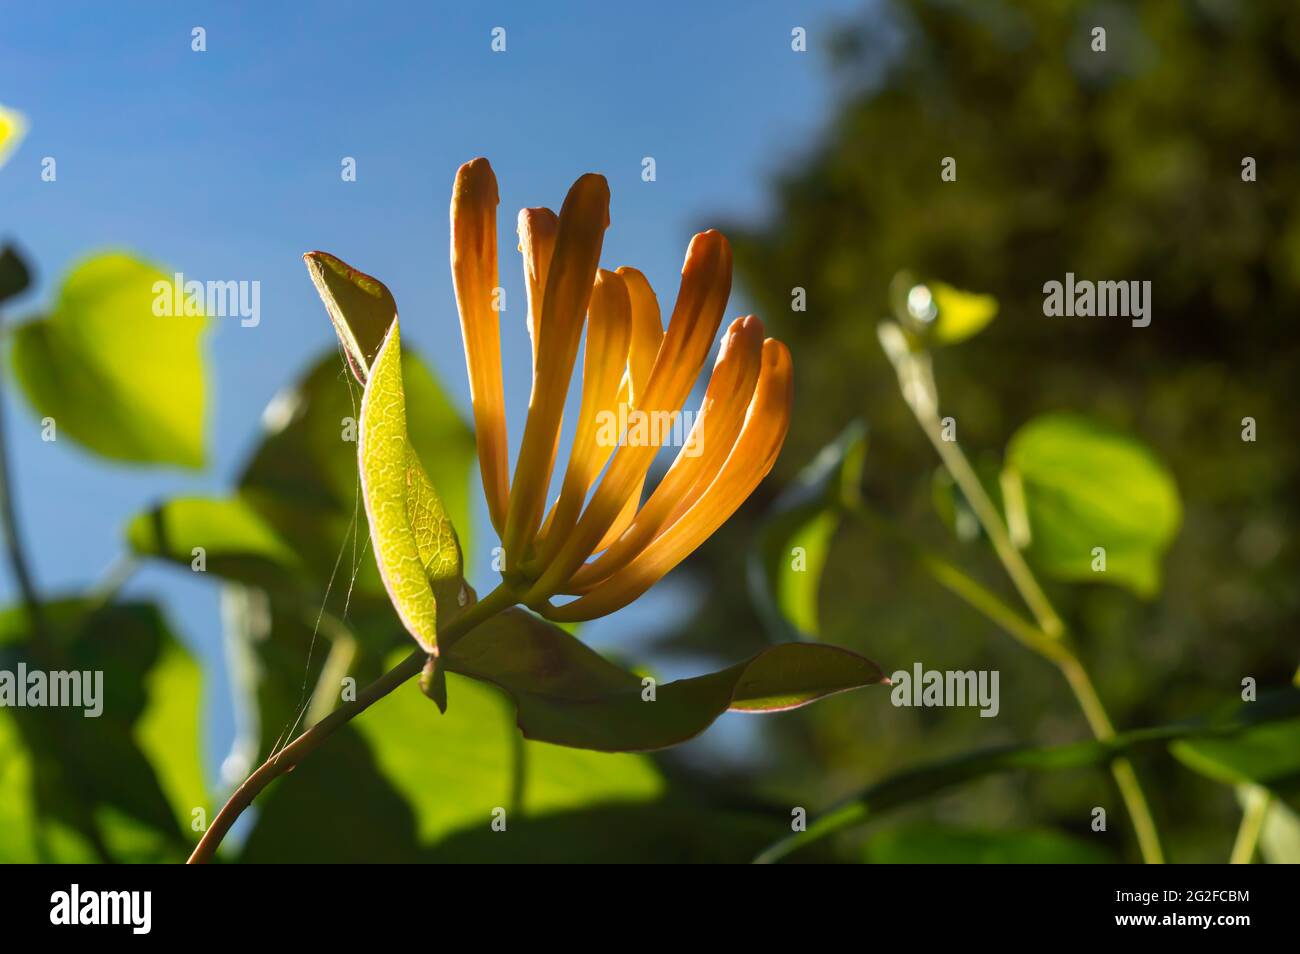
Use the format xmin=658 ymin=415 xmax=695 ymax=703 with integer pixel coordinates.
xmin=442 ymin=609 xmax=886 ymax=751
xmin=304 ymin=251 xmax=397 ymax=383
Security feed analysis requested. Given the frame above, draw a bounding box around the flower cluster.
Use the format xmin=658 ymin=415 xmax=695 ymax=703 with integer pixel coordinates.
xmin=451 ymin=158 xmax=792 ymax=621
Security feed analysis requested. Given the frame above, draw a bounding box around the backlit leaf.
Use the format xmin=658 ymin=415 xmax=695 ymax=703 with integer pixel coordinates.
xmin=1006 ymin=413 xmax=1181 ymax=597
xmin=240 ymin=657 xmax=664 ymax=861
xmin=359 ymin=322 xmax=464 ymax=653
xmin=748 ymin=421 xmax=866 ymax=641
xmin=303 ymin=250 xmax=396 ymax=383
xmin=125 ymin=496 xmax=303 ymax=588
xmin=929 ymin=281 xmax=998 ymax=345
xmin=10 ymin=253 xmax=209 ymax=468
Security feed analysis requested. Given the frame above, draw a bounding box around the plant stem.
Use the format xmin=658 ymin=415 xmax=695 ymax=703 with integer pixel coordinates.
xmin=882 ymin=325 xmax=1164 ymax=864
xmin=914 ymin=385 xmax=1064 ymax=639
xmin=187 ymin=583 xmax=518 ymax=863
xmin=88 ymin=553 xmax=139 ymax=609
xmin=1229 ymin=785 xmax=1271 ymax=864
xmin=1057 ymin=660 xmax=1164 ymax=864
xmin=0 ymin=325 xmax=45 ymax=639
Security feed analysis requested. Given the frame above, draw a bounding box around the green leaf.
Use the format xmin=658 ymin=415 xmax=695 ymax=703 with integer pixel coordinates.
xmin=748 ymin=421 xmax=867 ymax=641
xmin=864 ymin=824 xmax=1113 ymax=864
xmin=1005 ymin=412 xmax=1181 ymax=597
xmin=1246 ymin=788 xmax=1300 ymax=864
xmin=442 ymin=608 xmax=887 ymax=751
xmin=125 ymin=496 xmax=304 ymax=587
xmin=0 ymin=708 xmax=43 ymax=861
xmin=134 ymin=625 xmax=208 ymax=838
xmin=240 ymin=657 xmax=665 ymax=862
xmin=303 ymin=250 xmax=396 ymax=383
xmin=0 ymin=599 xmax=206 ymax=862
xmin=10 ymin=253 xmax=209 ymax=468
xmin=889 ymin=273 xmax=997 ymax=346
xmin=1171 ymin=716 xmax=1300 ymax=789
xmin=929 ymin=282 xmax=999 ymax=345
xmin=0 ymin=244 xmax=32 ymax=304
xmin=359 ymin=323 xmax=465 ymax=654
xmin=757 ymin=687 xmax=1300 ymax=862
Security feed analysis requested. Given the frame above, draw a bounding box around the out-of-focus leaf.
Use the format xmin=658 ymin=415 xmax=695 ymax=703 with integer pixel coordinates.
xmin=890 ymin=273 xmax=997 ymax=346
xmin=125 ymin=496 xmax=304 ymax=588
xmin=0 ymin=709 xmax=42 ymax=861
xmin=10 ymin=253 xmax=209 ymax=468
xmin=863 ymin=824 xmax=1112 ymax=863
xmin=928 ymin=281 xmax=998 ymax=344
xmin=303 ymin=250 xmax=396 ymax=383
xmin=0 ymin=104 xmax=24 ymax=168
xmin=359 ymin=323 xmax=465 ymax=654
xmin=0 ymin=599 xmax=205 ymax=862
xmin=1005 ymin=413 xmax=1181 ymax=597
xmin=1171 ymin=716 xmax=1300 ymax=789
xmin=1244 ymin=788 xmax=1300 ymax=864
xmin=359 ymin=662 xmax=663 ymax=839
xmin=443 ymin=608 xmax=887 ymax=752
xmin=134 ymin=632 xmax=207 ymax=838
xmin=0 ymin=244 xmax=32 ymax=304
xmin=748 ymin=421 xmax=867 ymax=641
xmin=240 ymin=659 xmax=664 ymax=862
xmin=757 ymin=687 xmax=1300 ymax=862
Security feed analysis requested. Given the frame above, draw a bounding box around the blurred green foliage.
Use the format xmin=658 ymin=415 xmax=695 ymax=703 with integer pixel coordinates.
xmin=670 ymin=0 xmax=1299 ymax=862
xmin=2 ymin=1 xmax=1298 ymax=863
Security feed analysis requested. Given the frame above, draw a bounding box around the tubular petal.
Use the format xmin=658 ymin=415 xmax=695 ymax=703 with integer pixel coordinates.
xmin=502 ymin=173 xmax=611 ymax=569
xmin=545 ymin=338 xmax=793 ymax=622
xmin=569 ymin=315 xmax=764 ymax=590
xmin=538 ymin=269 xmax=631 ymax=554
xmin=528 ymin=230 xmax=733 ymax=598
xmin=518 ymin=207 xmax=559 ymax=380
xmin=451 ymin=158 xmax=510 ymax=534
xmin=591 ymin=476 xmax=643 ymax=555
xmin=616 ymin=266 xmax=663 ymax=408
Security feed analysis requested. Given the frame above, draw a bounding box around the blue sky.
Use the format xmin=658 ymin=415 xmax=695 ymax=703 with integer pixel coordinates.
xmin=0 ymin=0 xmax=871 ymax=776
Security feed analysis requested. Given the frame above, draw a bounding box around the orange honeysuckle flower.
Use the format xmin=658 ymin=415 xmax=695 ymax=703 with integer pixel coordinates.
xmin=452 ymin=158 xmax=793 ymax=622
